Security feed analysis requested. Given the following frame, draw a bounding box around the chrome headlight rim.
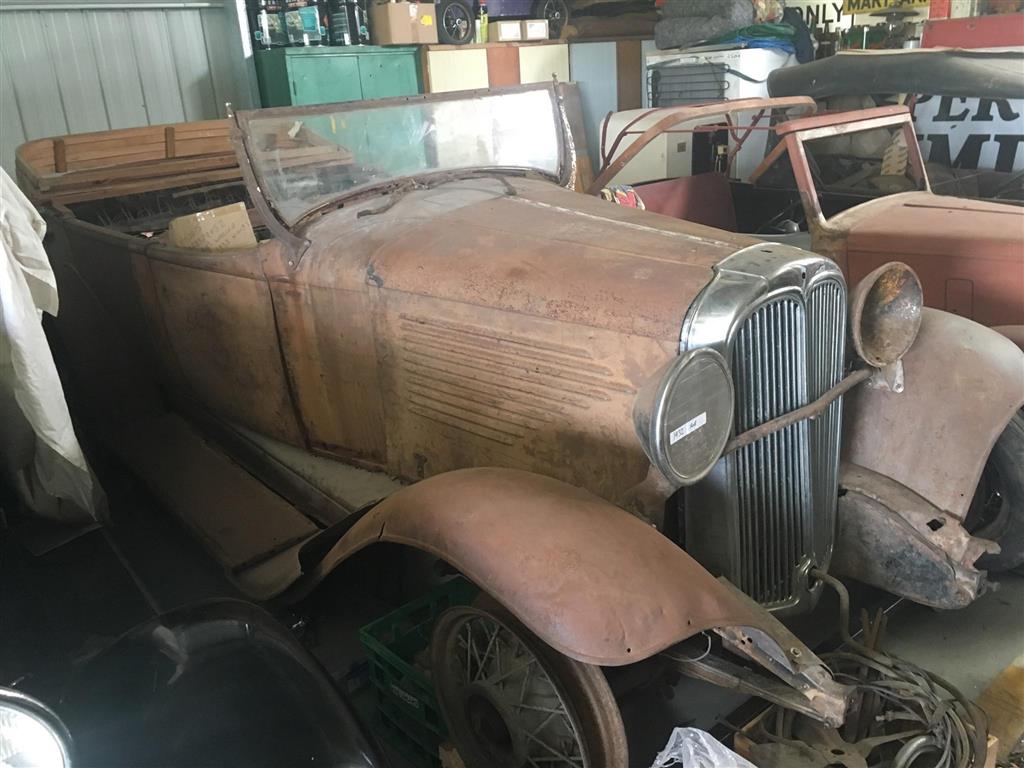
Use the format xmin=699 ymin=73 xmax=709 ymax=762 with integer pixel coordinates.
xmin=0 ymin=687 xmax=74 ymax=768
xmin=637 ymin=347 xmax=735 ymax=487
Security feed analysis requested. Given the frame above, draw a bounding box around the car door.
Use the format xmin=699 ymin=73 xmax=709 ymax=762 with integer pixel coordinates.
xmin=140 ymin=238 xmax=305 ymax=446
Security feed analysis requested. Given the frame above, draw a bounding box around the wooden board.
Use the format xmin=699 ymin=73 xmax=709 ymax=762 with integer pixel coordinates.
xmin=615 ymin=39 xmax=644 ymax=112
xmin=16 ymin=118 xmax=239 ymax=205
xmin=976 ymin=655 xmax=1024 ymax=762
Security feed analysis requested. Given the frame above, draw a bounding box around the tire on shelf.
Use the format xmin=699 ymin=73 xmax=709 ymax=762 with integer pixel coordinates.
xmin=437 ymin=0 xmax=475 ymax=45
xmin=532 ymin=0 xmax=570 ymax=38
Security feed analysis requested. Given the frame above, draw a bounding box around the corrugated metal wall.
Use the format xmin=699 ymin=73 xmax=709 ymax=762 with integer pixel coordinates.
xmin=0 ymin=0 xmax=257 ymax=174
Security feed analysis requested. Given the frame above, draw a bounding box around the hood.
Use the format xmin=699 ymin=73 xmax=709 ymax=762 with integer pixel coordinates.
xmin=844 ymin=192 xmax=1024 ymax=263
xmin=302 ymin=177 xmax=761 ymax=343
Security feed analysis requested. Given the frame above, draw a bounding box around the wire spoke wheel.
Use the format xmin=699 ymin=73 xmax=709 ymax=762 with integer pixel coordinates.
xmin=431 ymin=603 xmax=626 ymax=768
xmin=442 ymin=3 xmax=472 ymax=42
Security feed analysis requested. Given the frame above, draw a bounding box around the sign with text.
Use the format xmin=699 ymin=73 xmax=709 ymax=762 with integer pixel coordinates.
xmin=786 ymin=1 xmax=851 ymax=32
xmin=914 ymin=95 xmax=1024 ymax=172
xmin=842 ymin=0 xmax=928 ymax=13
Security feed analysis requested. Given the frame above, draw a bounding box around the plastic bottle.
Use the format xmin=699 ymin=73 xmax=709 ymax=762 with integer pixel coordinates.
xmin=475 ymin=0 xmax=488 ymax=44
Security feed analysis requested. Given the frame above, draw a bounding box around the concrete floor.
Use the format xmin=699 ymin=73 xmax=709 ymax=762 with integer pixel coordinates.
xmin=4 ymin=465 xmax=1023 ymax=768
xmin=883 ymin=571 xmax=1024 ymax=702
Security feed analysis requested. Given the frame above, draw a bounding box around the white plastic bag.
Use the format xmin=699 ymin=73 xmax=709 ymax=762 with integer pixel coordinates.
xmin=651 ymin=727 xmax=757 ymax=768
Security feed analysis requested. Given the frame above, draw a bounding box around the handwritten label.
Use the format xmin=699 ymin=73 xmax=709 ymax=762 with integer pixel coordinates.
xmin=670 ymin=412 xmax=707 ymax=445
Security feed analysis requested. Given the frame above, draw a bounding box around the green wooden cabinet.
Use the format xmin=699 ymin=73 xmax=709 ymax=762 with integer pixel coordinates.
xmin=255 ymin=46 xmax=422 ymax=107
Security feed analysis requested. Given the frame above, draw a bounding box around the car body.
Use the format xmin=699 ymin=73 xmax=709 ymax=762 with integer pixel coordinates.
xmin=593 ymin=95 xmax=1024 ymax=578
xmin=766 ymin=47 xmax=1024 ymax=202
xmin=593 ymin=98 xmax=1024 ymax=329
xmin=17 ymin=83 xmax=1023 ymax=763
xmin=2 ymin=600 xmax=385 ymax=768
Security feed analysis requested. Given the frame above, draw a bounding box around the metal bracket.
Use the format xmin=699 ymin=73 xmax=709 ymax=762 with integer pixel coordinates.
xmin=662 ymin=647 xmax=847 ymax=727
xmin=866 ymin=359 xmax=904 ymax=394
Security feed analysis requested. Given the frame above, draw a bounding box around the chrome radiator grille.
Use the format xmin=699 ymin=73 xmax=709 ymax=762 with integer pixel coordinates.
xmin=729 ymin=280 xmax=847 ymax=608
xmin=806 ymin=280 xmax=847 ymax=563
xmin=681 ymin=247 xmax=849 ymax=615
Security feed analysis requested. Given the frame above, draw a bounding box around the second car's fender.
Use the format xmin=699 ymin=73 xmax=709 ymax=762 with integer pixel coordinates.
xmin=843 ymin=308 xmax=1024 ymax=520
xmin=294 ymin=467 xmax=785 ymax=667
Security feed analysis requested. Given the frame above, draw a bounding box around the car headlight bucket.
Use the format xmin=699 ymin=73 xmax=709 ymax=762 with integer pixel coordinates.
xmin=0 ymin=688 xmax=73 ymax=768
xmin=849 ymin=261 xmax=923 ymax=368
xmin=633 ymin=347 xmax=734 ymax=486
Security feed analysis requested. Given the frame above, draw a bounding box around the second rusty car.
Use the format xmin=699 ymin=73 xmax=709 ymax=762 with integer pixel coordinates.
xmin=18 ymin=84 xmax=1023 ymax=766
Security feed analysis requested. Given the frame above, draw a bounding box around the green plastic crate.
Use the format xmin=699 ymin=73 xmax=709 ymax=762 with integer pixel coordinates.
xmin=377 ymin=694 xmax=446 ymax=768
xmin=359 ymin=577 xmax=479 ymax=766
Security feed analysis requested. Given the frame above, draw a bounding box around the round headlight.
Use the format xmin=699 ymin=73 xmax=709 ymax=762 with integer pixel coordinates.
xmin=633 ymin=347 xmax=734 ymax=486
xmin=849 ymin=262 xmax=923 ymax=368
xmin=0 ymin=688 xmax=72 ymax=768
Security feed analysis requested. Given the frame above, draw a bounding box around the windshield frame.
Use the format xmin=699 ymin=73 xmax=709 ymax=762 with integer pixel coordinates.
xmin=232 ymin=83 xmax=573 ymax=234
xmin=778 ymin=107 xmax=931 ymax=228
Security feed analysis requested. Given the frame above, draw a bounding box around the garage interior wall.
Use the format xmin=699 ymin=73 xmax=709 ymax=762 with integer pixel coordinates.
xmin=0 ymin=0 xmax=258 ymax=174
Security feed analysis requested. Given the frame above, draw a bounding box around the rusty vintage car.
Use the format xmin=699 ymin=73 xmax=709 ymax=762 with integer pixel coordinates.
xmin=16 ymin=84 xmax=1021 ymax=766
xmin=593 ymin=96 xmax=1024 ymax=577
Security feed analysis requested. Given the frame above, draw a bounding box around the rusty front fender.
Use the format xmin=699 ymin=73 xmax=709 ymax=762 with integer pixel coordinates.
xmin=843 ymin=308 xmax=1024 ymax=521
xmin=293 ymin=467 xmax=781 ymax=667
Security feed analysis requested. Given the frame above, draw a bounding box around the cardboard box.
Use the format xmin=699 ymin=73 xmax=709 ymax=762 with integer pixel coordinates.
xmin=167 ymin=202 xmax=257 ymax=252
xmin=370 ymin=2 xmax=438 ymax=45
xmin=493 ymin=20 xmax=522 ymax=41
xmin=521 ymin=19 xmax=549 ymax=40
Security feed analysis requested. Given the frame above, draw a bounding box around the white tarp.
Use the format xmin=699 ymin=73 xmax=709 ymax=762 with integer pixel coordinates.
xmin=0 ymin=168 xmax=99 ymax=522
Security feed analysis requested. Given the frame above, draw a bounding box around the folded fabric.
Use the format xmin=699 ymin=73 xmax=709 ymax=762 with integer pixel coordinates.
xmin=700 ymin=21 xmax=796 ymax=54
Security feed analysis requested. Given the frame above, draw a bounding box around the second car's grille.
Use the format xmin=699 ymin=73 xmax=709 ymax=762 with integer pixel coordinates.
xmin=729 ymin=281 xmax=846 ymax=607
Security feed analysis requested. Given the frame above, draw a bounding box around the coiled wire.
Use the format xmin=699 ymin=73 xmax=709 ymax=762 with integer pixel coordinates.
xmin=811 ymin=570 xmax=988 ymax=768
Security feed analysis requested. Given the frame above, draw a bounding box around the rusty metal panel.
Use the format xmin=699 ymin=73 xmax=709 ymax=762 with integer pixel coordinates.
xmin=832 ymin=463 xmax=994 ymax=609
xmin=843 ymin=308 xmax=1024 ymax=520
xmin=842 ymin=194 xmax=1024 ymax=327
xmin=148 ymin=259 xmax=305 ymax=446
xmin=353 ymin=177 xmax=750 ymax=342
xmin=269 ymin=280 xmax=388 ymax=464
xmin=296 ymin=467 xmax=782 ymax=666
xmin=374 ymin=292 xmax=665 ymax=500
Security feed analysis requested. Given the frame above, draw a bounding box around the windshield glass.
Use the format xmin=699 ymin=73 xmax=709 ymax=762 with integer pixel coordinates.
xmin=239 ymin=86 xmax=565 ymax=226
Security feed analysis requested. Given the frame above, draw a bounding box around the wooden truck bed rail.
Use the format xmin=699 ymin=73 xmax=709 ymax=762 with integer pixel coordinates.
xmin=16 ymin=119 xmax=240 ymax=206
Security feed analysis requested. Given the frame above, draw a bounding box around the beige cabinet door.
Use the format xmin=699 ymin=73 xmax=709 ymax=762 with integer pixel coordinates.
xmin=426 ymin=48 xmax=489 ymax=92
xmin=518 ymin=43 xmax=569 ymax=84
